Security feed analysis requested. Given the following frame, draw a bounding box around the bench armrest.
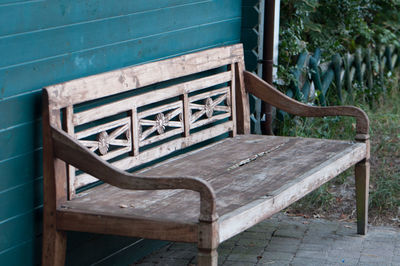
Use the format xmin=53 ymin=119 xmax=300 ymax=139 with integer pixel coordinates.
xmin=244 ymin=71 xmax=369 ymax=135
xmin=51 ymin=126 xmax=217 ymax=222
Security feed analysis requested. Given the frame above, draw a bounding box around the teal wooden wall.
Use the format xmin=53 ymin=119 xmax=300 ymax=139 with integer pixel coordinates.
xmin=0 ymin=1 xmax=242 ymax=265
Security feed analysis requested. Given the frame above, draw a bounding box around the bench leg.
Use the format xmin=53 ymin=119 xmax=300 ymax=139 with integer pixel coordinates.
xmin=42 ymin=226 xmax=67 ymax=266
xmin=355 ymin=159 xmax=370 ymax=235
xmin=198 ymin=221 xmax=218 ymax=266
xmin=198 ymin=248 xmax=218 ymax=266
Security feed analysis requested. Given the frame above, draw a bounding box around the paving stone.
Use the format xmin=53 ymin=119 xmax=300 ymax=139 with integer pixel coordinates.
xmin=327 ymin=250 xmax=361 ymax=260
xmin=391 ymin=255 xmax=400 ymax=263
xmin=134 ymin=213 xmax=400 ymax=266
xmin=290 ymin=257 xmax=327 ymax=266
xmin=135 ymin=258 xmax=190 ymax=265
xmin=326 ymin=257 xmax=359 ymax=265
xmin=359 ymin=252 xmax=391 ymax=264
xmin=246 ymin=223 xmax=278 ymax=234
xmin=231 ymin=245 xmax=264 ymax=255
xmin=221 ymin=238 xmax=238 ymax=248
xmin=295 ymin=249 xmax=329 ymax=259
xmin=225 ymin=252 xmax=260 ymax=263
xmin=259 ymin=251 xmax=295 ymax=262
xmin=265 ymin=243 xmax=299 ymax=253
xmin=240 ymin=231 xmax=272 ymax=240
xmin=170 ymin=249 xmax=196 ymax=260
xmin=363 ymin=240 xmax=395 ymax=250
xmin=236 ymin=238 xmax=268 ymax=247
xmin=257 ymin=260 xmax=290 ymax=266
xmin=222 ymin=260 xmax=255 ymax=266
xmin=269 ymin=236 xmax=302 ymax=245
xmin=298 ymin=243 xmax=327 ymax=251
xmin=357 ymin=262 xmax=392 ymax=266
xmin=361 ymin=248 xmax=394 ymax=258
xmin=331 ymin=239 xmax=363 ymax=251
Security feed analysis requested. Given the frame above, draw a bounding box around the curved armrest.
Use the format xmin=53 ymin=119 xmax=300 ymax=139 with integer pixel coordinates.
xmin=51 ymin=127 xmax=217 ymax=222
xmin=244 ymin=71 xmax=369 ymax=135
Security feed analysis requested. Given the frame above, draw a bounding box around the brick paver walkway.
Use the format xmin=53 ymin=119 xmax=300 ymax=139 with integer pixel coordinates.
xmin=134 ymin=213 xmax=400 ymax=266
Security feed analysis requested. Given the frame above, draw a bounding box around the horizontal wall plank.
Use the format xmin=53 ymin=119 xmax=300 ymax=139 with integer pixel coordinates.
xmin=0 ymin=208 xmax=42 ymax=252
xmin=0 ymin=91 xmax=41 ymax=130
xmin=91 ymin=239 xmax=167 ymax=266
xmin=0 ymin=232 xmax=166 ymax=266
xmin=0 ymin=150 xmax=42 ymax=192
xmin=0 ymin=178 xmax=42 ymax=221
xmin=1 ymin=19 xmax=240 ymax=99
xmin=0 ymin=0 xmax=208 ymax=36
xmin=0 ymin=236 xmax=41 ymax=266
xmin=0 ymin=120 xmax=41 ymax=161
xmin=0 ymin=0 xmax=240 ymax=68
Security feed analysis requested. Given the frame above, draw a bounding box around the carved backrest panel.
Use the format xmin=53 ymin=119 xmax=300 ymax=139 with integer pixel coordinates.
xmin=44 ymin=44 xmax=244 ymax=199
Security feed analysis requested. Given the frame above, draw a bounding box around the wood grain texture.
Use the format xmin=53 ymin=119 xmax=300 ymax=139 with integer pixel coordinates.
xmin=51 ymin=126 xmax=217 ymax=222
xmin=56 ymin=134 xmax=366 ymax=244
xmin=355 ymin=159 xmax=370 ymax=235
xmin=56 ymin=210 xmax=197 ymax=243
xmin=72 ymin=71 xmax=232 ymax=126
xmin=45 ymin=44 xmax=243 ymax=110
xmin=41 ymin=90 xmax=68 ymax=266
xmin=235 ymin=62 xmax=251 ymax=134
xmin=244 ymin=71 xmax=370 ymax=134
xmin=73 ymin=121 xmax=234 ymax=190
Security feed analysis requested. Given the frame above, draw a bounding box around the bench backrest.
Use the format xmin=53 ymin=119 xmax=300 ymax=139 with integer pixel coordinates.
xmin=44 ymin=44 xmax=249 ymax=199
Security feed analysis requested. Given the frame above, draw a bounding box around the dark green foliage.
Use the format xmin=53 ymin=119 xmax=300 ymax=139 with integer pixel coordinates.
xmin=278 ymin=0 xmax=400 ymax=85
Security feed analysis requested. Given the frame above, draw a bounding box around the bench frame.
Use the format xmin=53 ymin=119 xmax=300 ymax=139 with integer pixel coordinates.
xmin=42 ymin=44 xmax=369 ymax=266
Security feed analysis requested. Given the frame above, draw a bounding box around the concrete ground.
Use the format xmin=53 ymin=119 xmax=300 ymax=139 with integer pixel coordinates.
xmin=134 ymin=213 xmax=400 ymax=266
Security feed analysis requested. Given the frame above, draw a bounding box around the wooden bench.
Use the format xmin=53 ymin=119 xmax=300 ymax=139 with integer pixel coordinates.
xmin=42 ymin=44 xmax=370 ymax=266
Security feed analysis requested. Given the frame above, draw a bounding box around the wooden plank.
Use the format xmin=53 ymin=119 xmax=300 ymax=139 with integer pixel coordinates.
xmin=4 ymin=19 xmax=241 ymax=99
xmin=138 ymin=102 xmax=182 ymax=120
xmin=0 ymin=120 xmax=42 ymax=162
xmin=75 ymin=117 xmax=131 ymax=140
xmin=189 ymin=87 xmax=230 ymax=103
xmin=3 ymin=0 xmax=240 ymax=67
xmin=235 ymin=62 xmax=251 ymax=134
xmin=139 ymin=128 xmax=184 ymax=147
xmin=56 ymin=210 xmax=197 ymax=243
xmin=131 ymin=108 xmax=140 ymax=156
xmin=229 ymin=63 xmax=237 ymax=137
xmin=191 ymin=112 xmax=232 ymax=129
xmin=2 ymin=0 xmax=231 ymax=36
xmin=41 ymin=91 xmax=68 ymax=266
xmin=182 ymin=94 xmax=190 ymax=137
xmin=100 ymin=146 xmax=132 ymax=161
xmin=62 ymin=105 xmax=76 ymax=199
xmin=0 ymin=91 xmax=41 ymax=130
xmin=45 ymin=44 xmax=244 ymax=109
xmin=218 ymin=143 xmax=366 ymax=242
xmin=74 ymin=121 xmax=234 ymax=189
xmin=0 ymin=150 xmax=43 ymax=192
xmin=72 ymin=71 xmax=232 ymax=126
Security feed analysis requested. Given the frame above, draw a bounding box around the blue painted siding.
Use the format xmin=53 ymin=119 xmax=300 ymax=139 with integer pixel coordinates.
xmin=0 ymin=0 xmax=242 ymax=265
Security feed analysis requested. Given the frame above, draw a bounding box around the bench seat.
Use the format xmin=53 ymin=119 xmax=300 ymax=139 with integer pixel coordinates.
xmin=57 ymin=135 xmax=366 ymax=243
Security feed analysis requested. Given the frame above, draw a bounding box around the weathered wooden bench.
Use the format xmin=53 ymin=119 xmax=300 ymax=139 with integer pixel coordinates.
xmin=42 ymin=44 xmax=370 ymax=265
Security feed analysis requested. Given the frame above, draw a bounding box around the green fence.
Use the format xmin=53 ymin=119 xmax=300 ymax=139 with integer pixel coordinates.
xmin=276 ymin=45 xmax=400 ymax=122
